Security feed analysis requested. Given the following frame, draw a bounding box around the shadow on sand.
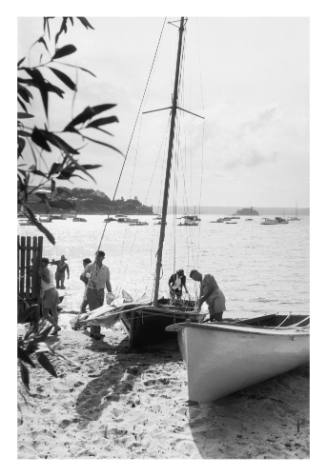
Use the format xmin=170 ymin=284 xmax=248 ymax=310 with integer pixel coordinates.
xmin=188 ymin=365 xmax=309 ymax=459
xmin=75 ymin=337 xmax=180 ymax=423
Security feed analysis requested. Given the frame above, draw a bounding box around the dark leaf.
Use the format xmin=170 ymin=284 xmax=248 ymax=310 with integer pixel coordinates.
xmin=20 ymin=361 xmax=30 ymax=389
xmin=41 ymin=130 xmax=79 ymax=155
xmin=31 ymin=128 xmax=51 ymax=152
xmin=24 ymin=205 xmax=55 ymax=245
xmin=25 ymin=68 xmax=49 ymax=116
xmin=81 ymin=135 xmax=123 ymax=156
xmin=69 ymin=17 xmax=74 ymax=26
xmin=18 ymin=347 xmax=36 ymax=368
xmin=51 ymin=179 xmax=56 ymax=193
xmin=28 ymin=169 xmax=48 ymax=178
xmin=46 ymin=82 xmax=65 ymax=98
xmin=77 ymin=17 xmax=94 ymax=30
xmin=49 ymin=67 xmax=76 ymax=91
xmin=25 ymin=340 xmax=38 ymax=355
xmin=87 ymin=116 xmax=119 ymax=128
xmin=64 ymin=104 xmax=116 ymax=131
xmin=55 ymin=18 xmax=68 ymax=44
xmin=79 ymin=164 xmax=101 ymax=170
xmin=37 ymin=353 xmax=57 ymax=377
xmin=18 ymin=84 xmax=33 ymax=103
xmin=17 ymin=130 xmax=31 ymax=138
xmin=52 ymin=44 xmax=77 ymax=60
xmin=18 ymin=98 xmax=28 ymax=112
xmin=17 ymin=57 xmax=25 ymax=67
xmin=95 ymin=126 xmax=114 ymax=137
xmin=18 ymin=137 xmax=26 ymax=157
xmin=49 ymin=162 xmax=62 ymax=175
xmin=56 ymin=166 xmax=75 ymax=180
xmin=18 ymin=112 xmax=34 ymax=119
xmin=77 ymin=66 xmax=96 ymax=78
xmin=35 ymin=36 xmax=49 ymax=52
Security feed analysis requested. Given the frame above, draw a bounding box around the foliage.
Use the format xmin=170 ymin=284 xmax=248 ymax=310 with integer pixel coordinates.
xmin=18 ymin=324 xmax=58 ymax=391
xmin=18 ymin=17 xmax=121 ymax=244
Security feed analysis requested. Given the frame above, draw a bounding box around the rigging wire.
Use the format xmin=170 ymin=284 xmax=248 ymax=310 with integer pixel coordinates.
xmin=97 ymin=17 xmax=167 ymax=252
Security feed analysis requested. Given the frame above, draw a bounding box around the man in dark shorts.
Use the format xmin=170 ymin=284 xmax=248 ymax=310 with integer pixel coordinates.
xmin=80 ymin=250 xmax=112 ymax=340
xmin=189 ymin=269 xmax=226 ymax=321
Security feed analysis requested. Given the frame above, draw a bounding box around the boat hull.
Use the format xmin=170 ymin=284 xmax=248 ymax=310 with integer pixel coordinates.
xmin=120 ymin=300 xmax=202 ymax=348
xmin=176 ymin=320 xmax=309 ymax=402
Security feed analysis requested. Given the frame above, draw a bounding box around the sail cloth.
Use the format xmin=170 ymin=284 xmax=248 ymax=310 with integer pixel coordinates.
xmin=80 ymin=292 xmax=151 ymax=329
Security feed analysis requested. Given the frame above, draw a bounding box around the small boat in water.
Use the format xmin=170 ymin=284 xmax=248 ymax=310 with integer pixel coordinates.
xmin=167 ymin=313 xmax=309 ymax=402
xmin=178 ymin=216 xmax=200 ymax=226
xmin=73 ymin=216 xmax=87 ymax=222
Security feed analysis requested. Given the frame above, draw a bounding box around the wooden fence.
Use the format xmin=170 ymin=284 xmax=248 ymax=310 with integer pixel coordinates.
xmin=17 ymin=235 xmax=43 ymax=301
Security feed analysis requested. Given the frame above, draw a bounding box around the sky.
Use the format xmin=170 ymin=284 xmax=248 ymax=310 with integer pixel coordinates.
xmin=18 ymin=16 xmax=309 ymax=208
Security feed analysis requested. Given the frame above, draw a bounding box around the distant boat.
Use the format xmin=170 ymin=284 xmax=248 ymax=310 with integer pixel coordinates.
xmin=210 ymin=218 xmax=224 ymax=223
xmin=261 ymin=217 xmax=280 ymax=225
xmin=73 ymin=216 xmax=87 ymax=222
xmin=39 ymin=216 xmax=53 ymax=223
xmin=235 ymin=207 xmax=259 ymax=216
xmin=104 ymin=217 xmax=116 ymax=223
xmin=129 ymin=221 xmax=149 ymax=226
xmin=167 ymin=313 xmax=309 ymax=402
xmin=49 ymin=214 xmax=66 ymax=220
xmin=178 ymin=215 xmax=199 ymax=226
xmin=275 ymin=216 xmax=289 ymax=224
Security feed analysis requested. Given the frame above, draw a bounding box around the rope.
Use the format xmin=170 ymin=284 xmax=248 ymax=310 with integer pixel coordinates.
xmin=97 ymin=17 xmax=167 ymax=252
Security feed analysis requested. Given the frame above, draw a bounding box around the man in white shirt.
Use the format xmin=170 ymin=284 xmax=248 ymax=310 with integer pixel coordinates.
xmin=81 ymin=250 xmax=112 ymax=340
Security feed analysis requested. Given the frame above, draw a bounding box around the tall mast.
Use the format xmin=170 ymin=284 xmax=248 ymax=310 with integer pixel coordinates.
xmin=153 ymin=17 xmax=186 ymax=305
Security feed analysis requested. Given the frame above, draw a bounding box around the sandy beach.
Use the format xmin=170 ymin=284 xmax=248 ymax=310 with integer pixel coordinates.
xmin=17 ymin=313 xmax=309 ymax=459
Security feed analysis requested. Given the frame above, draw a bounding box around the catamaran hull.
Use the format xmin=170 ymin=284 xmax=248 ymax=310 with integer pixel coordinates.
xmin=121 ymin=306 xmax=202 ymax=348
xmin=178 ymin=323 xmax=309 ymax=402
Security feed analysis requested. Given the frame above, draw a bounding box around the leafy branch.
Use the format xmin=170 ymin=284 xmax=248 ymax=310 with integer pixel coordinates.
xmin=18 ymin=17 xmax=121 ymax=244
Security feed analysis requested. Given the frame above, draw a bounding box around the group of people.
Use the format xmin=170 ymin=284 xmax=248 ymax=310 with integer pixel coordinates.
xmin=169 ymin=269 xmax=226 ymax=321
xmin=38 ymin=249 xmax=226 ymax=340
xmin=39 ymin=250 xmax=112 ymax=340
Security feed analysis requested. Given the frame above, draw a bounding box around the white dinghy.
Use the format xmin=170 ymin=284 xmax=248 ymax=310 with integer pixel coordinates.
xmin=167 ymin=313 xmax=309 ymax=402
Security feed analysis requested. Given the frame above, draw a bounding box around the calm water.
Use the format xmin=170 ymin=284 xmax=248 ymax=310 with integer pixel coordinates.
xmin=18 ymin=215 xmax=309 ymax=319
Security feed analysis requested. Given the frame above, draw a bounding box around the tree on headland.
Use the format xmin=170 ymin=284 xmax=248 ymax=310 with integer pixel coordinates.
xmin=17 ymin=17 xmax=121 ymax=244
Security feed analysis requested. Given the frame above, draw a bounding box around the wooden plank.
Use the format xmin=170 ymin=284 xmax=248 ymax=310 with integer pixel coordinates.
xmin=26 ymin=236 xmax=31 ymax=299
xmin=17 ymin=236 xmax=20 ymax=296
xmin=32 ymin=236 xmax=43 ymax=299
xmin=20 ymin=236 xmax=26 ymax=298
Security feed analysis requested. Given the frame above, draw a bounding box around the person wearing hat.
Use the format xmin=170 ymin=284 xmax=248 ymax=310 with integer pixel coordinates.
xmin=168 ymin=269 xmax=189 ymax=302
xmin=51 ymin=255 xmax=70 ymax=289
xmin=189 ymin=269 xmax=226 ymax=321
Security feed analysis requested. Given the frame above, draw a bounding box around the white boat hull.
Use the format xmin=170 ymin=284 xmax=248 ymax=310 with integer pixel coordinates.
xmin=177 ymin=321 xmax=309 ymax=402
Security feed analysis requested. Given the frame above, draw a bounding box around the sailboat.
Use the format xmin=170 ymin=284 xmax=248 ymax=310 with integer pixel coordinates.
xmin=84 ymin=17 xmax=204 ymax=347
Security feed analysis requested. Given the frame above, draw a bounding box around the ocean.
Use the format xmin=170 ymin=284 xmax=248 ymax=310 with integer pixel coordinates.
xmin=18 ymin=214 xmax=309 ymax=319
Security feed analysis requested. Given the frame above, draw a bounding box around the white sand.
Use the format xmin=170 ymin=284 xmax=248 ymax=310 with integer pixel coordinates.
xmin=17 ymin=313 xmax=309 ymax=459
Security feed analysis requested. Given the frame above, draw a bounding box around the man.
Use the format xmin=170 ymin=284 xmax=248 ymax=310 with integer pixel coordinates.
xmin=39 ymin=258 xmax=61 ymax=334
xmin=81 ymin=250 xmax=112 ymax=340
xmin=80 ymin=258 xmax=92 ymax=313
xmin=189 ymin=269 xmax=226 ymax=321
xmin=52 ymin=255 xmax=70 ymax=289
xmin=168 ymin=269 xmax=189 ymax=301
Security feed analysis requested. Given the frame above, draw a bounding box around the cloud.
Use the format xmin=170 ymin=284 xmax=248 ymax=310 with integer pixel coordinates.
xmin=224 ymin=149 xmax=278 ymax=170
xmin=240 ymin=106 xmax=280 ymax=134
